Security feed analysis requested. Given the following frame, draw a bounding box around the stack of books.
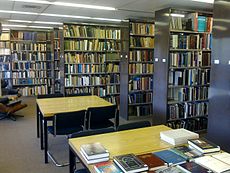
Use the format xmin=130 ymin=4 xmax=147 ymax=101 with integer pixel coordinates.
xmin=80 ymin=142 xmax=110 ymax=164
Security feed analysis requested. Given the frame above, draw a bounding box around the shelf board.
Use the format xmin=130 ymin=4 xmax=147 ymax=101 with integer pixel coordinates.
xmin=10 ymin=40 xmax=48 ymax=43
xmin=129 ymin=61 xmax=154 ymax=64
xmin=64 ymin=36 xmax=120 ymax=41
xmin=129 ymin=102 xmax=152 ymax=106
xmin=170 ymin=29 xmax=211 ymax=34
xmin=129 ymin=73 xmax=153 ymax=76
xmin=13 ymin=83 xmax=48 ymax=86
xmin=106 ymin=93 xmax=120 ymax=96
xmin=64 ymin=50 xmax=106 ymax=53
xmin=167 ymin=115 xmax=208 ymax=122
xmin=107 ymin=83 xmax=120 ymax=86
xmin=170 ymin=49 xmax=211 ymax=52
xmin=105 ymin=60 xmax=120 ymax=63
xmin=130 ymin=33 xmax=155 ymax=37
xmin=129 ymin=89 xmax=152 ymax=93
xmin=168 ymin=99 xmax=209 ymax=105
xmin=130 ymin=47 xmax=154 ymax=50
xmin=65 ymin=72 xmax=106 ymax=75
xmin=65 ymin=62 xmax=105 ymax=65
xmin=65 ymin=84 xmax=106 ymax=88
xmin=0 ymin=54 xmax=11 ymax=56
xmin=168 ymin=84 xmax=210 ymax=88
xmin=11 ymin=50 xmax=49 ymax=53
xmin=169 ymin=66 xmax=211 ymax=70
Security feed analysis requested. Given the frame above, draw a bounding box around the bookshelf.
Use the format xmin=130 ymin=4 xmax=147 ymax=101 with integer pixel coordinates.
xmin=0 ymin=32 xmax=11 ymax=89
xmin=153 ymin=8 xmax=212 ymax=132
xmin=10 ymin=30 xmax=54 ymax=96
xmin=63 ymin=23 xmax=122 ymax=104
xmin=120 ymin=20 xmax=154 ymax=120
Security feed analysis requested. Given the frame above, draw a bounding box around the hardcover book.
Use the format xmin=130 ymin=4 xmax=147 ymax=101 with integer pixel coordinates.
xmin=136 ymin=153 xmax=167 ymax=171
xmin=113 ymin=154 xmax=148 ymax=173
xmin=80 ymin=142 xmax=109 ymax=160
xmin=212 ymin=152 xmax=230 ymax=165
xmin=188 ymin=138 xmax=220 ymax=154
xmin=153 ymin=149 xmax=187 ymax=165
xmin=177 ymin=162 xmax=212 ymax=173
xmin=94 ymin=161 xmax=123 ymax=173
xmin=80 ymin=150 xmax=109 ymax=164
xmin=155 ymin=165 xmax=187 ymax=173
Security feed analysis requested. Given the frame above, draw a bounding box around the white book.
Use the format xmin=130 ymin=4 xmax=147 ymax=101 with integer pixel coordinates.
xmin=212 ymin=152 xmax=230 ymax=165
xmin=160 ymin=128 xmax=199 ymax=146
xmin=80 ymin=150 xmax=109 ymax=164
xmin=195 ymin=156 xmax=230 ymax=173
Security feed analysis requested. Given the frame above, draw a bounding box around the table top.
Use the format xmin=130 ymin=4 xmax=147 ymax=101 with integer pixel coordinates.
xmin=37 ymin=95 xmax=113 ymax=117
xmin=69 ymin=125 xmax=172 ymax=172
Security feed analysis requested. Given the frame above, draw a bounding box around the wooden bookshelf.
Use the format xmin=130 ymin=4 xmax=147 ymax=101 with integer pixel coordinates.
xmin=62 ymin=23 xmax=122 ymax=104
xmin=10 ymin=30 xmax=54 ymax=96
xmin=153 ymin=8 xmax=212 ymax=132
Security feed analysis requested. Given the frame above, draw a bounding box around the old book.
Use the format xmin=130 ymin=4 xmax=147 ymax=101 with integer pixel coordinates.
xmin=137 ymin=153 xmax=167 ymax=171
xmin=113 ymin=154 xmax=148 ymax=173
xmin=94 ymin=161 xmax=122 ymax=173
xmin=155 ymin=165 xmax=187 ymax=173
xmin=177 ymin=161 xmax=212 ymax=173
xmin=188 ymin=138 xmax=220 ymax=154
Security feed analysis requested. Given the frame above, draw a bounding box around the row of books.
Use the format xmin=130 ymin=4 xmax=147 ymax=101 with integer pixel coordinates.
xmin=0 ymin=42 xmax=10 ymax=48
xmin=168 ymin=86 xmax=209 ymax=102
xmin=19 ymin=85 xmax=48 ymax=96
xmin=106 ymin=74 xmax=120 ymax=84
xmin=12 ymin=52 xmax=51 ymax=61
xmin=0 ymin=56 xmax=11 ymax=62
xmin=170 ymin=33 xmax=212 ymax=50
xmin=130 ymin=22 xmax=155 ymax=35
xmin=106 ymin=85 xmax=120 ymax=95
xmin=129 ymin=63 xmax=153 ymax=74
xmin=169 ymin=52 xmax=211 ymax=67
xmin=12 ymin=71 xmax=51 ymax=78
xmin=12 ymin=62 xmax=52 ymax=70
xmin=11 ymin=31 xmax=48 ymax=41
xmin=128 ymin=92 xmax=152 ymax=104
xmin=168 ymin=69 xmax=210 ymax=86
xmin=130 ymin=37 xmax=154 ymax=48
xmin=64 ymin=40 xmax=121 ymax=51
xmin=0 ymin=33 xmax=10 ymax=40
xmin=0 ymin=49 xmax=10 ymax=55
xmin=170 ymin=13 xmax=213 ymax=32
xmin=106 ymin=64 xmax=119 ymax=73
xmin=12 ymin=78 xmax=52 ymax=86
xmin=0 ymin=64 xmax=10 ymax=71
xmin=129 ymin=50 xmax=154 ymax=62
xmin=128 ymin=105 xmax=152 ymax=117
xmin=65 ymin=52 xmax=106 ymax=64
xmin=168 ymin=102 xmax=208 ymax=120
xmin=0 ymin=71 xmax=11 ymax=78
xmin=64 ymin=25 xmax=121 ymax=39
xmin=65 ymin=64 xmax=105 ymax=74
xmin=65 ymin=87 xmax=106 ymax=96
xmin=11 ymin=43 xmax=47 ymax=51
xmin=129 ymin=77 xmax=153 ymax=91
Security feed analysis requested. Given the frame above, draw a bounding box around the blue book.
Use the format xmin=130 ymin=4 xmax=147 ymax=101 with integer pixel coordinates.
xmin=198 ymin=16 xmax=207 ymax=32
xmin=153 ymin=149 xmax=187 ymax=165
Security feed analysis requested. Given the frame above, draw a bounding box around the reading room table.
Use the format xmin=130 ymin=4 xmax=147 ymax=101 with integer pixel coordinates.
xmin=36 ymin=95 xmax=113 ymax=163
xmin=68 ymin=125 xmax=172 ymax=173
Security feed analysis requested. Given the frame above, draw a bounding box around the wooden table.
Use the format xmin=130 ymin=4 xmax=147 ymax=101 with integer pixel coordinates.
xmin=36 ymin=95 xmax=113 ymax=163
xmin=68 ymin=125 xmax=172 ymax=173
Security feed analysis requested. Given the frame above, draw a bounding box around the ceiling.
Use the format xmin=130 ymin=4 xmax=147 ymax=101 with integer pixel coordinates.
xmin=0 ymin=0 xmax=213 ymax=29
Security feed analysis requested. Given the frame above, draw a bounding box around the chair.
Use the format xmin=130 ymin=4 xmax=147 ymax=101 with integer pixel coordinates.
xmin=117 ymin=121 xmax=151 ymax=131
xmin=74 ymin=169 xmax=88 ymax=173
xmin=0 ymin=97 xmax=27 ymax=121
xmin=65 ymin=93 xmax=91 ymax=97
xmin=37 ymin=93 xmax=64 ymax=99
xmin=87 ymin=105 xmax=118 ymax=130
xmin=47 ymin=110 xmax=87 ymax=167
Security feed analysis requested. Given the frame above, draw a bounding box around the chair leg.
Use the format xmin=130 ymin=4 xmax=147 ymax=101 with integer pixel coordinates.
xmin=47 ymin=150 xmax=70 ymax=167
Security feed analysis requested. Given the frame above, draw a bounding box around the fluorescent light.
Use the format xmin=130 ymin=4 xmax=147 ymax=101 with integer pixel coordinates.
xmin=40 ymin=13 xmax=91 ymax=19
xmin=2 ymin=24 xmax=53 ymax=29
xmin=2 ymin=24 xmax=27 ymax=27
xmin=28 ymin=26 xmax=53 ymax=29
xmin=170 ymin=13 xmax=185 ymax=18
xmin=2 ymin=28 xmax=10 ymax=31
xmin=191 ymin=0 xmax=214 ymax=4
xmin=8 ymin=19 xmax=62 ymax=25
xmin=0 ymin=10 xmax=38 ymax=15
xmin=92 ymin=18 xmax=121 ymax=22
xmin=11 ymin=0 xmax=116 ymax=10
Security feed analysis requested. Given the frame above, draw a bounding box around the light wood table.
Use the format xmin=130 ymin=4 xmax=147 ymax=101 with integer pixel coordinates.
xmin=68 ymin=125 xmax=172 ymax=173
xmin=36 ymin=95 xmax=113 ymax=163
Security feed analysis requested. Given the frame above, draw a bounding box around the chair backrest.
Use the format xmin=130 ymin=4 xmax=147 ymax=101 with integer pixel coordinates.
xmin=37 ymin=93 xmax=64 ymax=99
xmin=117 ymin=121 xmax=151 ymax=131
xmin=87 ymin=105 xmax=117 ymax=129
xmin=65 ymin=93 xmax=91 ymax=97
xmin=54 ymin=110 xmax=87 ymax=135
xmin=69 ymin=127 xmax=115 ymax=138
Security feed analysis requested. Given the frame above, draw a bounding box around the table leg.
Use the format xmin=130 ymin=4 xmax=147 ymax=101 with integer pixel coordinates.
xmin=44 ymin=119 xmax=48 ymax=163
xmin=69 ymin=147 xmax=76 ymax=173
xmin=36 ymin=104 xmax=40 ymax=138
xmin=40 ymin=114 xmax=44 ymax=150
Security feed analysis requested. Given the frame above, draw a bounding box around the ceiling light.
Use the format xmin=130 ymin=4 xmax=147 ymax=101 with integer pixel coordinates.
xmin=40 ymin=13 xmax=91 ymax=19
xmin=11 ymin=0 xmax=116 ymax=10
xmin=191 ymin=0 xmax=214 ymax=4
xmin=8 ymin=19 xmax=32 ymax=23
xmin=2 ymin=24 xmax=53 ymax=29
xmin=2 ymin=24 xmax=27 ymax=27
xmin=28 ymin=26 xmax=53 ymax=29
xmin=2 ymin=28 xmax=10 ymax=31
xmin=170 ymin=13 xmax=185 ymax=18
xmin=8 ymin=19 xmax=62 ymax=25
xmin=0 ymin=10 xmax=38 ymax=15
xmin=92 ymin=18 xmax=121 ymax=22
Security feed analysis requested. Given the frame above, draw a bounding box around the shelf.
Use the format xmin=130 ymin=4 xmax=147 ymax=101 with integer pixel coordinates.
xmin=65 ymin=72 xmax=106 ymax=75
xmin=106 ymin=83 xmax=120 ymax=86
xmin=170 ymin=49 xmax=211 ymax=52
xmin=167 ymin=115 xmax=208 ymax=122
xmin=129 ymin=89 xmax=152 ymax=93
xmin=64 ymin=36 xmax=120 ymax=41
xmin=170 ymin=29 xmax=211 ymax=34
xmin=11 ymin=50 xmax=49 ymax=53
xmin=64 ymin=50 xmax=106 ymax=53
xmin=129 ymin=61 xmax=154 ymax=64
xmin=129 ymin=73 xmax=153 ymax=76
xmin=130 ymin=47 xmax=154 ymax=50
xmin=130 ymin=33 xmax=155 ymax=37
xmin=65 ymin=84 xmax=106 ymax=88
xmin=169 ymin=66 xmax=211 ymax=70
xmin=168 ymin=84 xmax=210 ymax=88
xmin=129 ymin=102 xmax=152 ymax=106
xmin=105 ymin=60 xmax=120 ymax=63
xmin=168 ymin=99 xmax=209 ymax=105
xmin=106 ymin=93 xmax=120 ymax=96
xmin=65 ymin=62 xmax=105 ymax=65
xmin=11 ymin=40 xmax=48 ymax=43
xmin=13 ymin=83 xmax=48 ymax=86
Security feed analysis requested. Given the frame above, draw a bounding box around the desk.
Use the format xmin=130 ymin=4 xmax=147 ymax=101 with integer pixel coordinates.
xmin=37 ymin=95 xmax=113 ymax=163
xmin=68 ymin=125 xmax=172 ymax=173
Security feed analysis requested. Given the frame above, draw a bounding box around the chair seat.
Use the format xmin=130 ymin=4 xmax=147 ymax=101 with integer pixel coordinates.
xmin=89 ymin=120 xmax=114 ymax=129
xmin=74 ymin=169 xmax=88 ymax=173
xmin=48 ymin=126 xmax=83 ymax=135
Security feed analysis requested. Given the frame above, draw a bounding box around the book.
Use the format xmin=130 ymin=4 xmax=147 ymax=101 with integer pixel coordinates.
xmin=177 ymin=162 xmax=212 ymax=173
xmin=155 ymin=165 xmax=187 ymax=173
xmin=113 ymin=154 xmax=148 ymax=173
xmin=80 ymin=142 xmax=109 ymax=160
xmin=188 ymin=138 xmax=220 ymax=154
xmin=94 ymin=161 xmax=123 ymax=173
xmin=160 ymin=128 xmax=199 ymax=145
xmin=153 ymin=149 xmax=187 ymax=165
xmin=170 ymin=145 xmax=203 ymax=161
xmin=80 ymin=150 xmax=109 ymax=164
xmin=212 ymin=152 xmax=230 ymax=165
xmin=195 ymin=156 xmax=230 ymax=173
xmin=136 ymin=153 xmax=167 ymax=171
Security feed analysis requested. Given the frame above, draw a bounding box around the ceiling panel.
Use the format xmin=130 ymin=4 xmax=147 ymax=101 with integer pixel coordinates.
xmin=10 ymin=14 xmax=38 ymax=21
xmin=44 ymin=5 xmax=81 ymax=14
xmin=13 ymin=1 xmax=50 ymax=13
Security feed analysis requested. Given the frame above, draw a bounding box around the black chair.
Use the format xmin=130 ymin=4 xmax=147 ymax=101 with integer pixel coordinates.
xmin=65 ymin=93 xmax=91 ymax=97
xmin=74 ymin=169 xmax=88 ymax=173
xmin=37 ymin=93 xmax=64 ymax=99
xmin=117 ymin=121 xmax=151 ymax=131
xmin=47 ymin=110 xmax=87 ymax=167
xmin=87 ymin=105 xmax=118 ymax=130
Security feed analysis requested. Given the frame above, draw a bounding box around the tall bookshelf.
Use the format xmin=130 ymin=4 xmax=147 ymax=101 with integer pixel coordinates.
xmin=10 ymin=30 xmax=54 ymax=96
xmin=153 ymin=8 xmax=212 ymax=132
xmin=62 ymin=23 xmax=122 ymax=104
xmin=0 ymin=31 xmax=11 ymax=92
xmin=120 ymin=20 xmax=154 ymax=120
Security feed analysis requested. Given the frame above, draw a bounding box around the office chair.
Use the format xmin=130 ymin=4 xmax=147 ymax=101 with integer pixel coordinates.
xmin=87 ymin=105 xmax=118 ymax=130
xmin=65 ymin=93 xmax=91 ymax=97
xmin=117 ymin=121 xmax=151 ymax=131
xmin=47 ymin=110 xmax=87 ymax=167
